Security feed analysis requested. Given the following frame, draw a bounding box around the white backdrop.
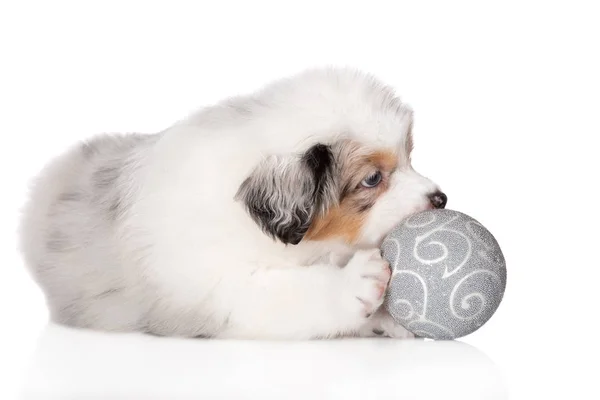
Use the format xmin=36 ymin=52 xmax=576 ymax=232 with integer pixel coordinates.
xmin=1 ymin=1 xmax=598 ymax=399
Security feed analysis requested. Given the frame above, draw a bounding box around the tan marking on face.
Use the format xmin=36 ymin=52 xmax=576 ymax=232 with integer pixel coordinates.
xmin=305 ymin=201 xmax=365 ymax=243
xmin=368 ymin=150 xmax=398 ymax=172
xmin=305 ymin=147 xmax=398 ymax=244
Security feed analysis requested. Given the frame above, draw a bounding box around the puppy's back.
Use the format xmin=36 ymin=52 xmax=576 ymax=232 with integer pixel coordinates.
xmin=19 ymin=133 xmax=159 ymax=331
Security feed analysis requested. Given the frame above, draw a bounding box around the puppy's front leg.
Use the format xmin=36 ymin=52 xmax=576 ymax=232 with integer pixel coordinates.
xmin=217 ymin=249 xmax=390 ymax=339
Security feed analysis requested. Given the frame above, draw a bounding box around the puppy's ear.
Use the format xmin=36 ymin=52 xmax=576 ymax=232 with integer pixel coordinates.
xmin=236 ymin=144 xmax=335 ymax=245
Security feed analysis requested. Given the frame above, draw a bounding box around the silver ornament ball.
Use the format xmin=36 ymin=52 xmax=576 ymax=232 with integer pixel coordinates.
xmin=381 ymin=209 xmax=506 ymax=339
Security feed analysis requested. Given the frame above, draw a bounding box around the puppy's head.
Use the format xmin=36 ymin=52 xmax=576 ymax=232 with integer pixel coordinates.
xmin=236 ymin=124 xmax=445 ymax=248
xmin=236 ymin=69 xmax=445 ymax=248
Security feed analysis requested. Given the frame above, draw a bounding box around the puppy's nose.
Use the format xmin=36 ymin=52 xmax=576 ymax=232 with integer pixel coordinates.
xmin=428 ymin=191 xmax=447 ymax=209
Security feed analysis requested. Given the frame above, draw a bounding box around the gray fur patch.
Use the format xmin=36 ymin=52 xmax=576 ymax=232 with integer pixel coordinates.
xmin=107 ymin=197 xmax=123 ymax=220
xmin=95 ymin=288 xmax=123 ymax=298
xmin=92 ymin=165 xmax=121 ymax=189
xmin=46 ymin=230 xmax=72 ymax=252
xmin=54 ymin=301 xmax=83 ymax=326
xmin=58 ymin=191 xmax=85 ymax=203
xmin=81 ymin=141 xmax=98 ymax=159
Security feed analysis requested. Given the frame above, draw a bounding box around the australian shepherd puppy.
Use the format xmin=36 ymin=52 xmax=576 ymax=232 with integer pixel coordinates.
xmin=20 ymin=68 xmax=447 ymax=339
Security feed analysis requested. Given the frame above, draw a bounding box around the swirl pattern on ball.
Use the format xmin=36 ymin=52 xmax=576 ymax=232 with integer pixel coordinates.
xmin=381 ymin=210 xmax=506 ymax=339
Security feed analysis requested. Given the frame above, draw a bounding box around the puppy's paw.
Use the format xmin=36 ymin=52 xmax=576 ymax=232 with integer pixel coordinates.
xmin=358 ymin=309 xmax=415 ymax=339
xmin=378 ymin=318 xmax=415 ymax=339
xmin=340 ymin=249 xmax=391 ymax=321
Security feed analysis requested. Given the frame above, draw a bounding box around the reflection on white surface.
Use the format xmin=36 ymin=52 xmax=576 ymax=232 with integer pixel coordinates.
xmin=21 ymin=324 xmax=506 ymax=400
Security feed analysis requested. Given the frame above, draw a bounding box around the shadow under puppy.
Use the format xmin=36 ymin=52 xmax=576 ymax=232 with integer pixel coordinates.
xmin=20 ymin=68 xmax=447 ymax=339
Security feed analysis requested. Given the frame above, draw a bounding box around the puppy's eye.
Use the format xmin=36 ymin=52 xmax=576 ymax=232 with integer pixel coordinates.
xmin=361 ymin=171 xmax=382 ymax=188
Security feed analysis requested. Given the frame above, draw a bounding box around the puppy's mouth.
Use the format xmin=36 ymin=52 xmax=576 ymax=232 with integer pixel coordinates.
xmin=411 ymin=202 xmax=434 ymax=215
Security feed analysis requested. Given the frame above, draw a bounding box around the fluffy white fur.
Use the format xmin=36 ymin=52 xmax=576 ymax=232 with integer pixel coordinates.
xmin=20 ymin=68 xmax=443 ymax=339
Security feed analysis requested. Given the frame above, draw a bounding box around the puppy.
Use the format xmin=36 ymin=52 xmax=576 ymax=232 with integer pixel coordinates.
xmin=19 ymin=68 xmax=446 ymax=339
